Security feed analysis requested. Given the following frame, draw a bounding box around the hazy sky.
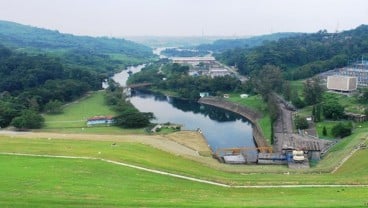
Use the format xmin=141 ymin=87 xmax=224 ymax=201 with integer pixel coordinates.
xmin=1 ymin=0 xmax=368 ymax=37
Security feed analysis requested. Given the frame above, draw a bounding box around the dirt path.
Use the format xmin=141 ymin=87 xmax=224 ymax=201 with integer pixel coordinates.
xmin=1 ymin=152 xmax=367 ymax=188
xmin=0 ymin=130 xmax=202 ymax=157
xmin=331 ymin=137 xmax=368 ymax=173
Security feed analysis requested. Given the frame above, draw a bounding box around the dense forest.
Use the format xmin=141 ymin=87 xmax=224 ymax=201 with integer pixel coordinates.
xmin=0 ymin=44 xmax=103 ymax=128
xmin=0 ymin=20 xmax=152 ymax=58
xmin=196 ymin=33 xmax=300 ymax=52
xmin=0 ymin=20 xmax=155 ymax=76
xmin=216 ymin=25 xmax=368 ymax=79
xmin=0 ymin=20 xmax=156 ymax=129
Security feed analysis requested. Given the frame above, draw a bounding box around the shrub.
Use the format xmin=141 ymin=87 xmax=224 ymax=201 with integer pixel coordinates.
xmin=331 ymin=122 xmax=352 ymax=138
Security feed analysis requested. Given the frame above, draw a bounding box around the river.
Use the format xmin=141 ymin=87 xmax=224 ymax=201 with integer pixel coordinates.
xmin=112 ymin=64 xmax=256 ymax=152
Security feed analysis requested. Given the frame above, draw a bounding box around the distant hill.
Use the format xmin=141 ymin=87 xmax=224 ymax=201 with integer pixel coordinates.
xmin=126 ymin=36 xmax=231 ymax=48
xmin=216 ymin=25 xmax=368 ymax=80
xmin=195 ymin=33 xmax=301 ymax=52
xmin=0 ymin=20 xmax=153 ymax=58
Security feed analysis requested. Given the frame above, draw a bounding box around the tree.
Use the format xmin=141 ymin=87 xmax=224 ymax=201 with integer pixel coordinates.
xmin=114 ymin=109 xmax=153 ymax=128
xmin=44 ymin=100 xmax=63 ymax=114
xmin=252 ymin=65 xmax=283 ymax=100
xmin=322 ymin=126 xmax=327 ymax=136
xmin=282 ymin=81 xmax=292 ymax=101
xmin=303 ymin=77 xmax=324 ymax=105
xmin=331 ymin=122 xmax=352 ymax=138
xmin=313 ymin=104 xmax=322 ymax=122
xmin=294 ymin=115 xmax=309 ymax=129
xmin=323 ymin=102 xmax=344 ymax=120
xmin=10 ymin=110 xmax=44 ymax=129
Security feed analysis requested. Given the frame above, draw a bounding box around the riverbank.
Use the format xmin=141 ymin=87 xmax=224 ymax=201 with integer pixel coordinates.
xmin=198 ymin=97 xmax=270 ymax=151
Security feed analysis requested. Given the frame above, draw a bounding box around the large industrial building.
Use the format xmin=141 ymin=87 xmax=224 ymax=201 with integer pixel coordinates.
xmin=170 ymin=57 xmax=216 ymax=66
xmin=327 ymin=75 xmax=357 ymax=92
xmin=321 ymin=60 xmax=368 ymax=87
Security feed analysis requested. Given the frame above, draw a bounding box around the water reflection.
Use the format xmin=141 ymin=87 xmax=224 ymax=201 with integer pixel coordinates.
xmin=130 ymin=91 xmax=255 ymax=151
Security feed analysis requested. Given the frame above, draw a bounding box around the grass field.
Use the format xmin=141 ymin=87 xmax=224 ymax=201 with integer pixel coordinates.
xmin=42 ymin=91 xmax=145 ymax=134
xmin=1 ymin=154 xmax=368 ymax=207
xmin=0 ymin=131 xmax=367 ymax=185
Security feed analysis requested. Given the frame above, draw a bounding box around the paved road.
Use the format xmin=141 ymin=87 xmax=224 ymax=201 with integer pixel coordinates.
xmin=1 ymin=152 xmax=367 ymax=189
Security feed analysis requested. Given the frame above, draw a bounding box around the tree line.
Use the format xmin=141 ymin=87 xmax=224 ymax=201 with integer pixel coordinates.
xmin=216 ymin=25 xmax=368 ymax=80
xmin=0 ymin=44 xmax=103 ymax=129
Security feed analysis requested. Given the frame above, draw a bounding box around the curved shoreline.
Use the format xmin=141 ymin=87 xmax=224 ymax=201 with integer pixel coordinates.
xmin=198 ymin=97 xmax=270 ymax=151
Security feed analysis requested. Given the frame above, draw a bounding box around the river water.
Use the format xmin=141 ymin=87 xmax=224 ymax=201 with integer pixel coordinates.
xmin=113 ymin=64 xmax=255 ymax=152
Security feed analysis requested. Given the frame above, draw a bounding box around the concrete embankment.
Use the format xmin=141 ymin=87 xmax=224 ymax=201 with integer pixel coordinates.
xmin=198 ymin=97 xmax=270 ymax=151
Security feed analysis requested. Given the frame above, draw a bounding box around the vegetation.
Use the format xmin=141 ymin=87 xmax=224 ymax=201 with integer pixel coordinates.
xmin=0 ymin=45 xmax=102 ymax=128
xmin=10 ymin=110 xmax=44 ymax=129
xmin=0 ymin=20 xmax=155 ymax=129
xmin=128 ymin=62 xmax=242 ymax=100
xmin=161 ymin=48 xmax=209 ymax=57
xmin=331 ymin=122 xmax=353 ymax=138
xmin=42 ymin=91 xmax=143 ymax=134
xmin=294 ymin=115 xmax=308 ymax=130
xmin=1 ymin=154 xmax=368 ymax=207
xmin=228 ymin=94 xmax=272 ymax=142
xmin=104 ymin=84 xmax=153 ymax=128
xmin=44 ymin=100 xmax=63 ymax=114
xmin=196 ymin=32 xmax=300 ymax=52
xmin=216 ymin=25 xmax=368 ymax=79
xmin=0 ymin=20 xmax=153 ymax=60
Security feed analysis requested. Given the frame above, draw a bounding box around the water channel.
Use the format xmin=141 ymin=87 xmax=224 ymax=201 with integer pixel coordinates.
xmin=113 ymin=64 xmax=256 ymax=152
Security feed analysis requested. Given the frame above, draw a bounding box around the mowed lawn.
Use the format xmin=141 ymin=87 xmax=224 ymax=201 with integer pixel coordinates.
xmin=0 ymin=134 xmax=367 ymax=186
xmin=42 ymin=91 xmax=145 ymax=134
xmin=1 ymin=155 xmax=368 ymax=208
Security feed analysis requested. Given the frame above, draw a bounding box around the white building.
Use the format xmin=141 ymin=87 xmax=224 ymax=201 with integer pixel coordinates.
xmin=327 ymin=75 xmax=357 ymax=92
xmin=171 ymin=57 xmax=215 ymax=66
xmin=209 ymin=68 xmax=230 ymax=78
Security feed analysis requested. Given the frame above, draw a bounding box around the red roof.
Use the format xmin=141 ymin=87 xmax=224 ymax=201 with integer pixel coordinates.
xmin=87 ymin=116 xmax=114 ymax=121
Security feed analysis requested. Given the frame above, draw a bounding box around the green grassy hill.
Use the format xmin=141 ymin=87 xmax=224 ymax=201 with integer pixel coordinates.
xmin=0 ymin=135 xmax=367 ymax=207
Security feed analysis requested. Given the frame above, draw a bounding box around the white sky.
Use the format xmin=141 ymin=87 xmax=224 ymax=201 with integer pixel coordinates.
xmin=1 ymin=0 xmax=368 ymax=37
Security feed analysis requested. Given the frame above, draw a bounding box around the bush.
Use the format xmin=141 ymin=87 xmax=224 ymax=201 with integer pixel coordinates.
xmin=294 ymin=115 xmax=309 ymax=129
xmin=331 ymin=122 xmax=352 ymax=138
xmin=323 ymin=102 xmax=344 ymax=120
xmin=11 ymin=110 xmax=44 ymax=129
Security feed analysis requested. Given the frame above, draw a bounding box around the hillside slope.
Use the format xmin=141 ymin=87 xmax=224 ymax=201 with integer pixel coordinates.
xmin=0 ymin=20 xmax=153 ymax=58
xmin=216 ymin=25 xmax=368 ymax=79
xmin=196 ymin=33 xmax=301 ymax=52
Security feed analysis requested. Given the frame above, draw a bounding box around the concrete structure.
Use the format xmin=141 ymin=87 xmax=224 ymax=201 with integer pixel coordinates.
xmin=222 ymin=155 xmax=246 ymax=164
xmin=209 ymin=68 xmax=231 ymax=78
xmin=199 ymin=92 xmax=209 ymax=98
xmin=87 ymin=116 xmax=114 ymax=126
xmin=327 ymin=75 xmax=357 ymax=92
xmin=240 ymin=94 xmax=249 ymax=98
xmin=171 ymin=57 xmax=215 ymax=66
xmin=320 ymin=61 xmax=368 ymax=87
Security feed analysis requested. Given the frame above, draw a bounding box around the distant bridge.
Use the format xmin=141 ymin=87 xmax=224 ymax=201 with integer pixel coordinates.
xmin=125 ymin=82 xmax=153 ymax=89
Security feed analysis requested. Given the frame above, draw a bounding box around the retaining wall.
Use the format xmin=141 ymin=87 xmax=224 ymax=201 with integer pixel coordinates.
xmin=198 ymin=97 xmax=270 ymax=151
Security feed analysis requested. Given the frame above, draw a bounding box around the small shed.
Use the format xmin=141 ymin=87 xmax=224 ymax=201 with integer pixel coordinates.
xmin=222 ymin=154 xmax=246 ymax=164
xmin=199 ymin=92 xmax=209 ymax=98
xmin=240 ymin=94 xmax=249 ymax=98
xmin=87 ymin=116 xmax=114 ymax=126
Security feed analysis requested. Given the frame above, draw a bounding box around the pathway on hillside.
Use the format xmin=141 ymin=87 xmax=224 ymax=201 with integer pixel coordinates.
xmin=331 ymin=137 xmax=368 ymax=173
xmin=1 ymin=152 xmax=367 ymax=188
